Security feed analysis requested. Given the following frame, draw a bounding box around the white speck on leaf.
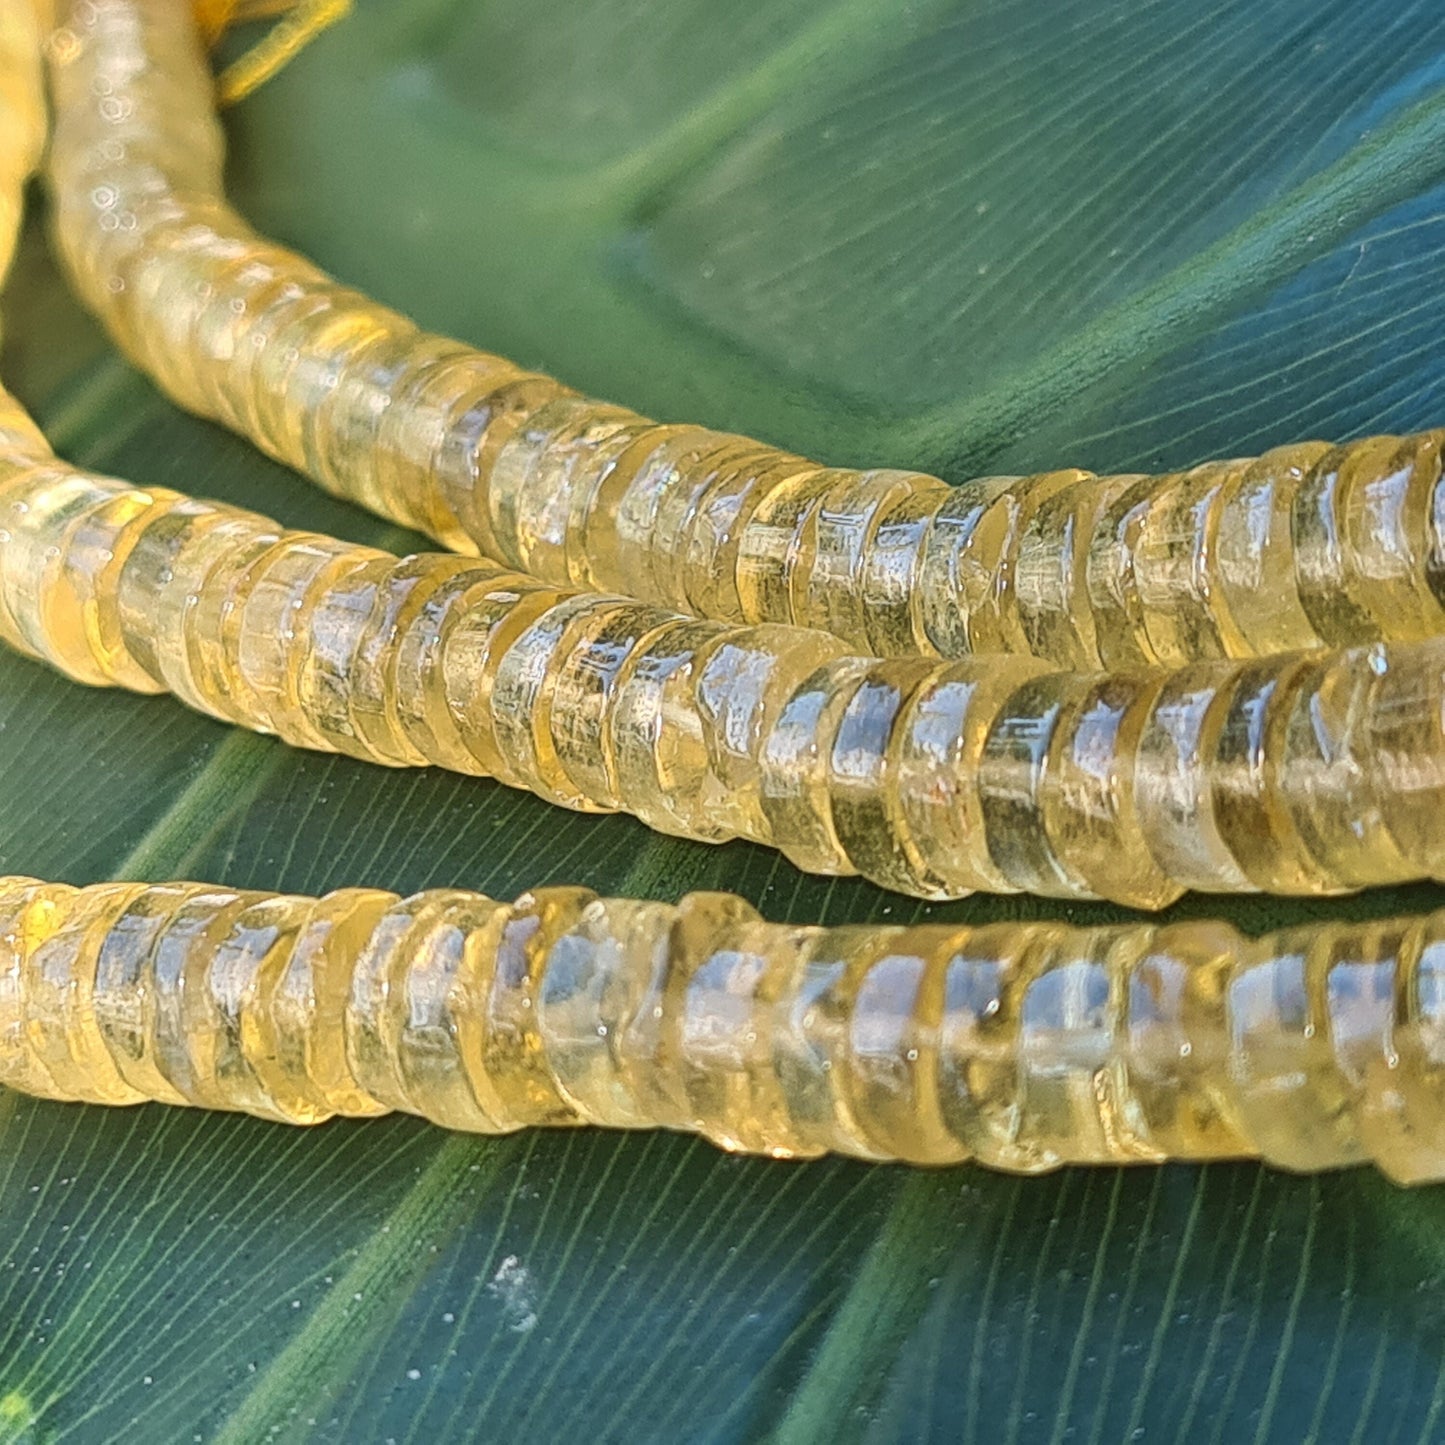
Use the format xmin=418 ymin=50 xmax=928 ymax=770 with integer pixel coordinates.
xmin=487 ymin=1254 xmax=539 ymax=1334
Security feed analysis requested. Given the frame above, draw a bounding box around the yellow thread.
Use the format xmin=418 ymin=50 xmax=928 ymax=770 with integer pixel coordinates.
xmin=194 ymin=1 xmax=312 ymax=47
xmin=191 ymin=0 xmax=242 ymax=45
xmin=192 ymin=0 xmax=351 ymax=105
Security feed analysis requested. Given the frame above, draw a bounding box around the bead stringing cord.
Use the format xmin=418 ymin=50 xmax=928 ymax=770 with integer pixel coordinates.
xmin=43 ymin=0 xmax=1445 ymax=668
xmin=7 ymin=872 xmax=1445 ymax=1181
xmin=199 ymin=0 xmax=352 ymax=107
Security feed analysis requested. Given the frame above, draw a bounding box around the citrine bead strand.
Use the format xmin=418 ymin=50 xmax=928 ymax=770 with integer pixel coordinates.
xmin=6 ymin=875 xmax=1445 ymax=1181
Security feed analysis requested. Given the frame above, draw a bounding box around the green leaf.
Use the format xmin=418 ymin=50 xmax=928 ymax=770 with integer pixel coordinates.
xmin=4 ymin=0 xmax=1445 ymax=1438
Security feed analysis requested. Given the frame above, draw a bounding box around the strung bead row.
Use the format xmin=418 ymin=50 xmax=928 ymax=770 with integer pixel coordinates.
xmin=12 ymin=456 xmax=1445 ymax=907
xmin=6 ymin=873 xmax=1445 ymax=1180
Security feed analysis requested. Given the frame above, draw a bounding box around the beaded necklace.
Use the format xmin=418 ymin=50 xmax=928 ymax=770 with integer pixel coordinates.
xmin=2 ymin=0 xmax=1444 ymax=1178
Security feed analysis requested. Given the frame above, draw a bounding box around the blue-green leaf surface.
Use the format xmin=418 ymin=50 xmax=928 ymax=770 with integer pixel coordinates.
xmin=4 ymin=0 xmax=1445 ymax=1438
